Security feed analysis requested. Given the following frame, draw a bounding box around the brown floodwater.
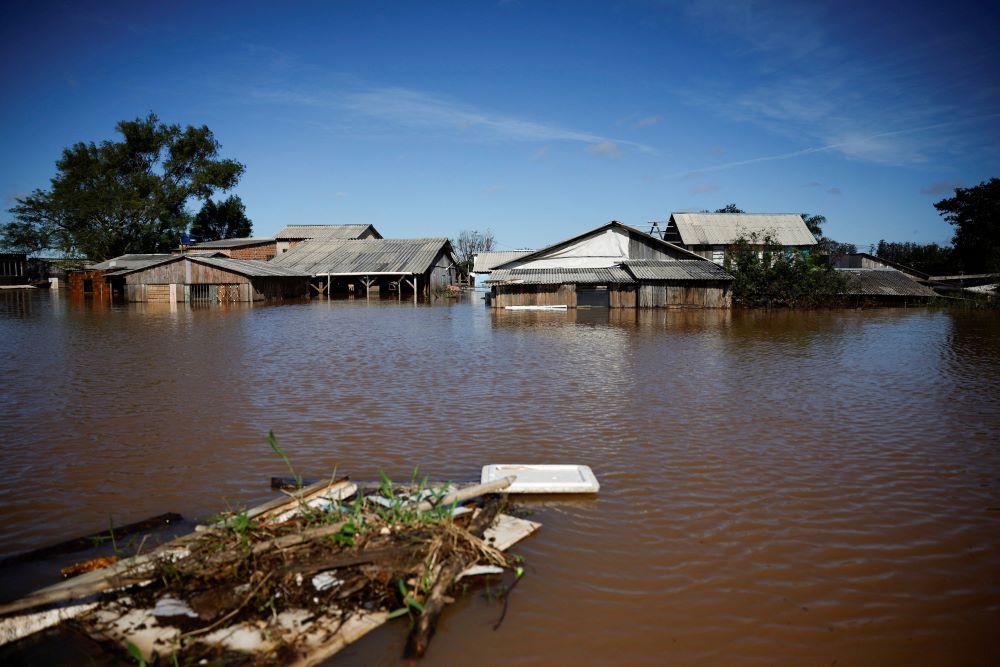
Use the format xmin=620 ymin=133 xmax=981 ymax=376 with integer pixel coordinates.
xmin=1 ymin=289 xmax=999 ymax=665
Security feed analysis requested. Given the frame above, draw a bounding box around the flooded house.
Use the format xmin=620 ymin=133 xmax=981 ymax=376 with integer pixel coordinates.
xmin=182 ymin=237 xmax=279 ymax=261
xmin=836 ymin=268 xmax=939 ymax=304
xmin=664 ymin=212 xmax=817 ymax=264
xmin=274 ymin=224 xmax=382 ymax=255
xmin=488 ymin=221 xmax=733 ymax=308
xmin=103 ymin=255 xmax=310 ymax=303
xmin=269 ymin=237 xmax=462 ymax=299
xmin=68 ymin=254 xmax=175 ymax=301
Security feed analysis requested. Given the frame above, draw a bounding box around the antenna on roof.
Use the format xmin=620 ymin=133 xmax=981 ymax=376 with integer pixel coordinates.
xmin=646 ymin=221 xmax=666 ymax=240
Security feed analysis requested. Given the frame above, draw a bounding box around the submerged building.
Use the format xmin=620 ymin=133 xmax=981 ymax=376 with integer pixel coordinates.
xmin=488 ymin=221 xmax=733 ymax=308
xmin=665 ymin=213 xmax=817 ymax=264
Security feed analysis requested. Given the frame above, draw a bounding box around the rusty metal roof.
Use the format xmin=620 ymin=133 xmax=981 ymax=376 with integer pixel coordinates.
xmin=270 ymin=238 xmax=455 ymax=276
xmin=837 ymin=269 xmax=938 ymax=297
xmin=274 ymin=224 xmax=381 ymax=240
xmin=622 ymin=260 xmax=733 ymax=281
xmin=489 ymin=267 xmax=635 ymax=284
xmin=670 ymin=213 xmax=817 ymax=246
xmin=188 ymin=237 xmax=275 ymax=249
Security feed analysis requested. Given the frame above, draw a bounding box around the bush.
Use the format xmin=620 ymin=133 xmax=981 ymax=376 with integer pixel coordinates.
xmin=725 ymin=232 xmax=847 ymax=308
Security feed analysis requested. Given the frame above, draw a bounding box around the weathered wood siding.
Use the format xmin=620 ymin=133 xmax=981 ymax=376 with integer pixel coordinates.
xmin=123 ymin=261 xmax=251 ymax=286
xmin=637 ymin=284 xmax=731 ymax=308
xmin=627 ymin=236 xmax=690 ymax=260
xmin=493 ymin=285 xmax=576 ymax=307
xmin=610 ymin=285 xmax=636 ymax=308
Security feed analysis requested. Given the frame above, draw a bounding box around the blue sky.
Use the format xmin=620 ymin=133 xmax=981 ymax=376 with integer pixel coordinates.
xmin=2 ymin=0 xmax=998 ymax=251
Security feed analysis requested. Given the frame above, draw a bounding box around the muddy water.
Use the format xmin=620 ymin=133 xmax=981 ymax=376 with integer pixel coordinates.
xmin=2 ymin=290 xmax=999 ymax=665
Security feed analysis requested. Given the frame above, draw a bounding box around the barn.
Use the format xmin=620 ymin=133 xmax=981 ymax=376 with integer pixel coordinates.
xmin=488 ymin=221 xmax=733 ymax=308
xmin=105 ymin=255 xmax=309 ymax=303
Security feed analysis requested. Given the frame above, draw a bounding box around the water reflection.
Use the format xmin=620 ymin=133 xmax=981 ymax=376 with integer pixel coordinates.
xmin=2 ymin=291 xmax=999 ymax=665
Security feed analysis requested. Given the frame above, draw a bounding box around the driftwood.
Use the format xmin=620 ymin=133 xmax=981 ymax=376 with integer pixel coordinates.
xmin=415 ymin=477 xmax=515 ymax=512
xmin=404 ymin=496 xmax=503 ymax=659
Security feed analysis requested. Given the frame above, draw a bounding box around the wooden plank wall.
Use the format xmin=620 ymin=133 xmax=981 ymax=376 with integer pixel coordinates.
xmin=123 ymin=260 xmax=251 ymax=286
xmin=628 ymin=234 xmax=691 ymax=260
xmin=637 ymin=284 xmax=731 ymax=308
xmin=493 ymin=284 xmax=576 ymax=307
xmin=610 ymin=285 xmax=636 ymax=308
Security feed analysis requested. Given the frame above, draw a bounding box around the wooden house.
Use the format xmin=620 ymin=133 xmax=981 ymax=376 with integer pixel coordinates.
xmin=664 ymin=213 xmax=817 ymax=264
xmin=68 ymin=254 xmax=176 ymax=301
xmin=274 ymin=224 xmax=382 ymax=255
xmin=836 ymin=268 xmax=938 ymax=304
xmin=269 ymin=237 xmax=461 ymax=299
xmin=488 ymin=221 xmax=733 ymax=308
xmin=104 ymin=255 xmax=309 ymax=303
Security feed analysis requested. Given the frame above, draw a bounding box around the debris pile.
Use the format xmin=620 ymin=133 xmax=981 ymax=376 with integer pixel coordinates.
xmin=0 ymin=473 xmax=539 ymax=665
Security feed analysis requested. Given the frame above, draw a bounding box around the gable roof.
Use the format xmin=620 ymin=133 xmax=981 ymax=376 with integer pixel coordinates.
xmin=494 ymin=221 xmax=706 ymax=270
xmin=489 ymin=260 xmax=733 ymax=285
xmin=669 ymin=213 xmax=817 ymax=246
xmin=269 ymin=238 xmax=455 ymax=275
xmin=105 ymin=255 xmax=309 ymax=279
xmin=489 ymin=267 xmax=635 ymax=284
xmin=837 ymin=269 xmax=938 ymax=297
xmin=472 ymin=251 xmax=535 ymax=272
xmin=274 ymin=224 xmax=382 ymax=240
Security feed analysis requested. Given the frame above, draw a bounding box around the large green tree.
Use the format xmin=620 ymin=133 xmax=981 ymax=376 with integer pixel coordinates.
xmin=190 ymin=195 xmax=252 ymax=242
xmin=1 ymin=113 xmax=244 ymax=260
xmin=934 ymin=178 xmax=1000 ymax=274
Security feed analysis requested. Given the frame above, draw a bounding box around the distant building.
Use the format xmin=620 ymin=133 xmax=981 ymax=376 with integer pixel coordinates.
xmin=488 ymin=221 xmax=733 ymax=308
xmin=183 ymin=237 xmax=278 ymax=261
xmin=68 ymin=254 xmax=176 ymax=300
xmin=274 ymin=224 xmax=382 ymax=255
xmin=269 ymin=237 xmax=460 ymax=299
xmin=836 ymin=268 xmax=938 ymax=303
xmin=665 ymin=213 xmax=817 ymax=264
xmin=471 ymin=251 xmax=534 ymax=288
xmin=0 ymin=253 xmax=28 ymax=285
xmin=828 ymin=252 xmax=929 ymax=280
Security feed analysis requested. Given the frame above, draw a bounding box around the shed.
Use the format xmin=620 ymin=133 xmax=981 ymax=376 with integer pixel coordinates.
xmin=184 ymin=237 xmax=278 ymax=261
xmin=470 ymin=250 xmax=534 ymax=288
xmin=828 ymin=252 xmax=929 ymax=279
xmin=665 ymin=213 xmax=817 ymax=264
xmin=106 ymin=255 xmax=310 ymax=303
xmin=68 ymin=254 xmax=176 ymax=300
xmin=488 ymin=221 xmax=732 ymax=308
xmin=274 ymin=224 xmax=382 ymax=254
xmin=0 ymin=253 xmax=28 ymax=285
xmin=837 ymin=268 xmax=939 ymax=302
xmin=269 ymin=237 xmax=460 ymax=299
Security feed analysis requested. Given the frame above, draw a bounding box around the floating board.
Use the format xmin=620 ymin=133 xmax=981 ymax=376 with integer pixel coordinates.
xmin=503 ymin=305 xmax=568 ymax=311
xmin=481 ymin=464 xmax=600 ymax=494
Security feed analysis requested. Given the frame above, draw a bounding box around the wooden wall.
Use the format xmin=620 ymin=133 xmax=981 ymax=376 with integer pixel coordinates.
xmin=637 ymin=284 xmax=731 ymax=308
xmin=493 ymin=284 xmax=577 ymax=307
xmin=123 ymin=260 xmax=252 ymax=286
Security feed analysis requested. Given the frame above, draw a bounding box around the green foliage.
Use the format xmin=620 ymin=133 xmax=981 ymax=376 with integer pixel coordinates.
xmin=190 ymin=195 xmax=252 ymax=242
xmin=268 ymin=430 xmax=302 ymax=489
xmin=873 ymin=240 xmax=956 ymax=275
xmin=934 ymin=177 xmax=1000 ymax=274
xmin=801 ymin=212 xmax=825 ymax=239
xmin=714 ymin=203 xmax=745 ymax=213
xmin=126 ymin=642 xmax=147 ymax=666
xmin=725 ymin=232 xmax=847 ymax=307
xmin=1 ymin=113 xmax=244 ymax=260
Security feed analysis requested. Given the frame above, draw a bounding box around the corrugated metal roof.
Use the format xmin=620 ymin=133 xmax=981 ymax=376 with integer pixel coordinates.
xmin=189 ymin=237 xmax=274 ymax=249
xmin=88 ymin=254 xmax=175 ymax=270
xmin=270 ymin=238 xmax=454 ymax=275
xmin=837 ymin=269 xmax=938 ymax=297
xmin=472 ymin=251 xmax=534 ymax=272
xmin=187 ymin=256 xmax=310 ymax=278
xmin=274 ymin=224 xmax=378 ymax=240
xmin=622 ymin=260 xmax=733 ymax=281
xmin=670 ymin=213 xmax=817 ymax=246
xmin=105 ymin=256 xmax=309 ymax=278
xmin=489 ymin=267 xmax=635 ymax=284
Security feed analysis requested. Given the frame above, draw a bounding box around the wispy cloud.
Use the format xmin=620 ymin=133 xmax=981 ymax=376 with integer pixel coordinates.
xmin=632 ymin=115 xmax=663 ymax=128
xmin=920 ymin=180 xmax=961 ymax=195
xmin=334 ymin=191 xmax=348 ymax=198
xmin=482 ymin=184 xmax=507 ymax=194
xmin=690 ymin=183 xmax=719 ymax=194
xmin=339 ymin=87 xmax=655 ymax=154
xmin=531 ymin=145 xmax=550 ymax=161
xmin=588 ymin=141 xmax=622 ymax=158
xmin=827 ymin=187 xmax=842 ymax=195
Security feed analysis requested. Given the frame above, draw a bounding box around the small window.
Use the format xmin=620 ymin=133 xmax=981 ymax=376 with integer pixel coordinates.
xmin=83 ymin=279 xmax=93 ymax=293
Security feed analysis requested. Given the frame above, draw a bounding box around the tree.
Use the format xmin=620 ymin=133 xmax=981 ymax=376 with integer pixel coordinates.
xmin=715 ymin=204 xmax=745 ymax=213
xmin=801 ymin=213 xmax=825 ymax=239
xmin=451 ymin=229 xmax=495 ymax=273
xmin=815 ymin=237 xmax=857 ymax=256
xmin=189 ymin=195 xmax=252 ymax=242
xmin=934 ymin=178 xmax=1000 ymax=274
xmin=1 ymin=113 xmax=244 ymax=260
xmin=873 ymin=240 xmax=957 ymax=275
xmin=725 ymin=232 xmax=846 ymax=307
